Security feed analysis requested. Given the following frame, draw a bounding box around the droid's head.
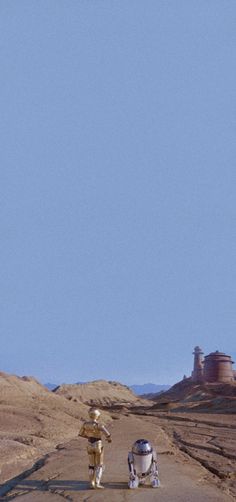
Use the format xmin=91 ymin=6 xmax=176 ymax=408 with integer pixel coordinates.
xmin=132 ymin=439 xmax=153 ymax=455
xmin=88 ymin=407 xmax=101 ymax=420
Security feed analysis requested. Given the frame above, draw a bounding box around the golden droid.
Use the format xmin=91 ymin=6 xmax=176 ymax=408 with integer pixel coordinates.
xmin=79 ymin=407 xmax=112 ymax=489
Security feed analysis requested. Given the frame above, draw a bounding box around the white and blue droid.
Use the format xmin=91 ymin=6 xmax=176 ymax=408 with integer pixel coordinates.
xmin=128 ymin=439 xmax=160 ymax=489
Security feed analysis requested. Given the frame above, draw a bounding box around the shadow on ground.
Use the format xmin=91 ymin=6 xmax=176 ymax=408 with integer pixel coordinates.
xmin=8 ymin=479 xmax=129 ymax=492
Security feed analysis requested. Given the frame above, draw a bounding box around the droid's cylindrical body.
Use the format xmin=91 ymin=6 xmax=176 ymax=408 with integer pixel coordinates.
xmin=132 ymin=452 xmax=153 ymax=475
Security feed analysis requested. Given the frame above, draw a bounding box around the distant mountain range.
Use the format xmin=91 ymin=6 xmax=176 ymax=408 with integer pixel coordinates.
xmin=129 ymin=383 xmax=171 ymax=395
xmin=44 ymin=381 xmax=93 ymax=391
xmin=44 ymin=382 xmax=171 ymax=395
xmin=44 ymin=383 xmax=58 ymax=391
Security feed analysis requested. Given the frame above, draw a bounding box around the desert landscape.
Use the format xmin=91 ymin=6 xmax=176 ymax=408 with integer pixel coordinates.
xmin=0 ymin=371 xmax=235 ymax=501
xmin=2 ymin=0 xmax=236 ymax=499
xmin=2 ymin=1 xmax=236 ymax=499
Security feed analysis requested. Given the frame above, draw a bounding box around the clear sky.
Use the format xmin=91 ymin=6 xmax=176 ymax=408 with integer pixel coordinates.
xmin=1 ymin=1 xmax=236 ymax=386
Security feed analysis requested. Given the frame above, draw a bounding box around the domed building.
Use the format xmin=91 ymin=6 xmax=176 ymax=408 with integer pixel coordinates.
xmin=203 ymin=351 xmax=234 ymax=383
xmin=191 ymin=347 xmax=235 ymax=383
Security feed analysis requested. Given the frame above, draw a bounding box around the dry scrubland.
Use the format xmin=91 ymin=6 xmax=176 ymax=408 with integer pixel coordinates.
xmin=0 ymin=372 xmax=235 ymax=500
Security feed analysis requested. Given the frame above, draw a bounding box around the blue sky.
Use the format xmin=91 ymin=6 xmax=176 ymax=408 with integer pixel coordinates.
xmin=1 ymin=1 xmax=236 ymax=385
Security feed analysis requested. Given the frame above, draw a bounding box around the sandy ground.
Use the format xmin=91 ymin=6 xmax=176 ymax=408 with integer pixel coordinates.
xmin=0 ymin=414 xmax=234 ymax=501
xmin=134 ymin=409 xmax=236 ymax=495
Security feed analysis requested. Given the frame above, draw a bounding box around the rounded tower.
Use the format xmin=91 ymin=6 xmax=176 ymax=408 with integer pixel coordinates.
xmin=203 ymin=351 xmax=234 ymax=383
xmin=192 ymin=346 xmax=204 ymax=382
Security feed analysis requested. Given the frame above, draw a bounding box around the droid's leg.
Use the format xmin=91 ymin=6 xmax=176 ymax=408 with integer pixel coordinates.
xmin=149 ymin=450 xmax=160 ymax=487
xmin=128 ymin=452 xmax=139 ymax=489
xmin=87 ymin=446 xmax=96 ymax=488
xmin=94 ymin=443 xmax=104 ymax=488
xmin=149 ymin=465 xmax=160 ymax=488
xmin=149 ymin=473 xmax=160 ymax=488
xmin=88 ymin=465 xmax=95 ymax=488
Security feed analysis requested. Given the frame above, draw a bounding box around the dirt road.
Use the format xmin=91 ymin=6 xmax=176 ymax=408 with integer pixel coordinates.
xmin=0 ymin=415 xmax=233 ymax=501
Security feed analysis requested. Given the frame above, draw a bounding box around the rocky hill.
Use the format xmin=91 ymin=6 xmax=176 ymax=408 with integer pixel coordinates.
xmin=54 ymin=379 xmax=146 ymax=407
xmin=0 ymin=372 xmax=92 ymax=483
xmin=149 ymin=378 xmax=236 ymax=413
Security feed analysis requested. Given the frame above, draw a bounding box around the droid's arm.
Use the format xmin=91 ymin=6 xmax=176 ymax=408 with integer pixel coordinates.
xmin=151 ymin=449 xmax=159 ymax=475
xmin=100 ymin=424 xmax=112 ymax=442
xmin=78 ymin=423 xmax=88 ymax=439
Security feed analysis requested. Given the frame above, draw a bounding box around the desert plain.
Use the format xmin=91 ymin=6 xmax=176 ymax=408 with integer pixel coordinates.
xmin=0 ymin=373 xmax=235 ymax=501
